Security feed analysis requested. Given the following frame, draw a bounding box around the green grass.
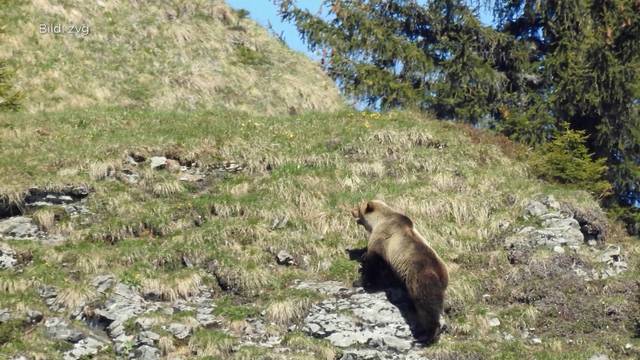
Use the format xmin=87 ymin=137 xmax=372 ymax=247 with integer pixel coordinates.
xmin=0 ymin=107 xmax=638 ymax=358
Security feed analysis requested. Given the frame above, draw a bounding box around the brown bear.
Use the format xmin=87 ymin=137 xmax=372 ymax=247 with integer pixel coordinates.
xmin=351 ymin=200 xmax=448 ymax=343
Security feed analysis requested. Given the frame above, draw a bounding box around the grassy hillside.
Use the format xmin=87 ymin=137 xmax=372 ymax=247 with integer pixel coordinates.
xmin=0 ymin=108 xmax=638 ymax=359
xmin=0 ymin=0 xmax=343 ymax=114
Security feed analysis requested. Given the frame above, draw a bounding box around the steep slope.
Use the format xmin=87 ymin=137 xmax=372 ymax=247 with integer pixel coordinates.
xmin=0 ymin=108 xmax=638 ymax=359
xmin=0 ymin=0 xmax=343 ymax=114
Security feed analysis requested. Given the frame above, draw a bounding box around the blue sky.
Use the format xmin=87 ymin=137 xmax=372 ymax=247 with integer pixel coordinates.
xmin=227 ymin=1 xmax=494 ymax=60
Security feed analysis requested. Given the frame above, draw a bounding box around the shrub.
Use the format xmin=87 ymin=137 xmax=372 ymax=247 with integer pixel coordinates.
xmin=529 ymin=127 xmax=611 ymax=197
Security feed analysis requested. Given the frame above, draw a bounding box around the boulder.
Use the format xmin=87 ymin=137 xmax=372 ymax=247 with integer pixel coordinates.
xmin=0 ymin=243 xmax=17 ymax=269
xmin=0 ymin=217 xmax=39 ymax=239
xmin=44 ymin=317 xmax=85 ymax=343
xmin=150 ymin=156 xmax=168 ymax=170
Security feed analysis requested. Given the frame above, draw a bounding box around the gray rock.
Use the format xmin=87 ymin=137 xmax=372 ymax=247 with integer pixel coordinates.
xmin=137 ymin=330 xmax=160 ymax=346
xmin=26 ymin=309 xmax=43 ymax=324
xmin=276 ymin=250 xmax=296 ymax=266
xmin=118 ymin=169 xmax=140 ymax=184
xmin=135 ymin=317 xmax=157 ymax=330
xmin=38 ymin=285 xmax=63 ymax=312
xmin=91 ymin=274 xmax=115 ymax=293
xmin=298 ymin=281 xmax=422 ymax=358
xmin=166 ymin=323 xmax=191 ymax=340
xmin=488 ymin=317 xmax=501 ymax=327
xmin=173 ymin=300 xmax=195 ymax=313
xmin=196 ymin=313 xmax=220 ymax=328
xmin=150 ymin=156 xmax=167 ymax=169
xmin=379 ymin=335 xmax=412 ymax=352
xmin=553 ymin=245 xmax=565 ymax=254
xmin=540 ymin=195 xmax=561 ymax=210
xmin=588 ymin=355 xmax=609 ymax=360
xmin=0 ymin=308 xmax=12 ymax=322
xmin=63 ymin=336 xmax=108 ymax=360
xmin=134 ymin=345 xmax=161 ymax=360
xmin=506 ymin=211 xmax=584 ymax=249
xmin=44 ymin=317 xmax=85 ymax=343
xmin=598 ymin=245 xmax=621 ymax=263
xmin=0 ymin=216 xmax=39 ymax=239
xmin=0 ymin=243 xmax=17 ymax=269
xmin=525 ymin=200 xmax=547 ymax=217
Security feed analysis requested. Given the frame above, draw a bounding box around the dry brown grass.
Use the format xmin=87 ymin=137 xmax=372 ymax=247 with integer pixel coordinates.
xmin=266 ymin=298 xmax=312 ymax=326
xmin=54 ymin=285 xmax=96 ymax=310
xmin=32 ymin=208 xmax=55 ymax=232
xmin=4 ymin=0 xmax=343 ymax=115
xmin=140 ymin=272 xmax=203 ymax=302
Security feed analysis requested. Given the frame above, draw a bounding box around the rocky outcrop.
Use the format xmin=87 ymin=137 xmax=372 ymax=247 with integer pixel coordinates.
xmin=505 ymin=196 xmax=628 ymax=281
xmin=506 ymin=196 xmax=584 ymax=249
xmin=295 ymin=281 xmax=430 ymax=359
xmin=0 ymin=185 xmax=91 ymax=245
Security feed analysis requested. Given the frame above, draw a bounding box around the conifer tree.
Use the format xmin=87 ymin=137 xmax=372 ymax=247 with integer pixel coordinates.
xmin=279 ymin=0 xmax=640 ymax=233
xmin=277 ymin=0 xmax=526 ymax=124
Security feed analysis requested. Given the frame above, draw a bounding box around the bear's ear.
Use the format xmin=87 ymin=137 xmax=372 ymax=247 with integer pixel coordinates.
xmin=364 ymin=201 xmax=374 ymax=214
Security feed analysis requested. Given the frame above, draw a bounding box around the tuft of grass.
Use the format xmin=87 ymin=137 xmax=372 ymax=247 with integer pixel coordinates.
xmin=32 ymin=208 xmax=55 ymax=232
xmin=266 ymin=298 xmax=312 ymax=326
xmin=188 ymin=329 xmax=235 ymax=358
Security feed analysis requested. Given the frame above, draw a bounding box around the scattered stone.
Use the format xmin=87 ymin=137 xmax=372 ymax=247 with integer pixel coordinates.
xmin=488 ymin=317 xmax=501 ymax=327
xmin=90 ymin=283 xmax=146 ymax=356
xmin=44 ymin=317 xmax=85 ymax=343
xmin=118 ymin=169 xmax=140 ymax=184
xmin=91 ymin=274 xmax=116 ymax=293
xmin=26 ymin=309 xmax=43 ymax=324
xmin=531 ymin=337 xmax=542 ymax=345
xmin=173 ymin=300 xmax=195 ymax=313
xmin=525 ymin=200 xmax=548 ymax=217
xmin=134 ymin=345 xmax=161 ymax=360
xmin=196 ymin=313 xmax=220 ymax=328
xmin=553 ymin=245 xmax=565 ymax=254
xmin=0 ymin=308 xmax=12 ymax=322
xmin=135 ymin=317 xmax=157 ymax=331
xmin=222 ymin=162 xmax=243 ymax=172
xmin=25 ymin=185 xmax=90 ymax=206
xmin=276 ymin=250 xmax=296 ymax=266
xmin=63 ymin=336 xmax=108 ymax=360
xmin=0 ymin=216 xmax=40 ymax=239
xmin=150 ymin=156 xmax=168 ymax=169
xmin=0 ymin=243 xmax=17 ymax=269
xmin=39 ymin=285 xmax=63 ymax=312
xmin=137 ymin=330 xmax=160 ymax=346
xmin=166 ymin=323 xmax=191 ymax=340
xmin=588 ymin=354 xmax=609 ymax=360
xmin=540 ymin=195 xmax=561 ymax=210
xmin=598 ymin=245 xmax=621 ymax=263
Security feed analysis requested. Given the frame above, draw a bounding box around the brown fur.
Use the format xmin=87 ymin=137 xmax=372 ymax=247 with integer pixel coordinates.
xmin=351 ymin=200 xmax=448 ymax=342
